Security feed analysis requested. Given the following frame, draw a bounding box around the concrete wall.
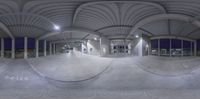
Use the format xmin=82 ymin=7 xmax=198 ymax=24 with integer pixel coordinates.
xmin=55 ymin=43 xmax=62 ymax=53
xmin=131 ymin=36 xmax=150 ymax=56
xmin=142 ymin=36 xmax=150 ymax=56
xmin=79 ymin=36 xmax=150 ymax=56
xmin=100 ymin=37 xmax=110 ymax=56
xmin=131 ymin=38 xmax=140 ymax=56
xmin=81 ymin=41 xmax=87 ymax=54
xmin=87 ymin=40 xmax=100 ymax=55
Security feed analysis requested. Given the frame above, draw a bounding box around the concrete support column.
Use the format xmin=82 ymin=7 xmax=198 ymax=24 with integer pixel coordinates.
xmin=81 ymin=41 xmax=88 ymax=54
xmin=194 ymin=41 xmax=197 ymax=56
xmin=11 ymin=39 xmax=15 ymax=59
xmin=191 ymin=41 xmax=193 ymax=56
xmin=170 ymin=39 xmax=172 ymax=57
xmin=24 ymin=37 xmax=28 ymax=59
xmin=53 ymin=43 xmax=56 ymax=54
xmin=35 ymin=40 xmax=39 ymax=58
xmin=148 ymin=42 xmax=151 ymax=55
xmin=100 ymin=37 xmax=110 ymax=56
xmin=49 ymin=42 xmax=52 ymax=55
xmin=128 ymin=43 xmax=132 ymax=55
xmin=139 ymin=38 xmax=143 ymax=56
xmin=1 ymin=38 xmax=4 ymax=58
xmin=44 ymin=40 xmax=47 ymax=56
xmin=181 ymin=40 xmax=183 ymax=57
xmin=149 ymin=42 xmax=151 ymax=55
xmin=158 ymin=39 xmax=160 ymax=56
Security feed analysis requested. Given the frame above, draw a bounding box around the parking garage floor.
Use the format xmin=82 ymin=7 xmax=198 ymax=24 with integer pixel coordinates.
xmin=1 ymin=52 xmax=200 ymax=99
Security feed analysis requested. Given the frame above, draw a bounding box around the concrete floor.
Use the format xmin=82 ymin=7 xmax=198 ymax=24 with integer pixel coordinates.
xmin=0 ymin=51 xmax=200 ymax=98
xmin=27 ymin=51 xmax=113 ymax=81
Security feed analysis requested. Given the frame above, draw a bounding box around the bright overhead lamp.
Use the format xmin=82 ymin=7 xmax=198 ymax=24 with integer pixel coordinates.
xmin=54 ymin=25 xmax=60 ymax=30
xmin=135 ymin=34 xmax=139 ymax=38
xmin=94 ymin=37 xmax=97 ymax=40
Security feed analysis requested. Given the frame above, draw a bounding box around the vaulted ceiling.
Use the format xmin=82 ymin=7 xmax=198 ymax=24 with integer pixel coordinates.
xmin=0 ymin=0 xmax=200 ymax=41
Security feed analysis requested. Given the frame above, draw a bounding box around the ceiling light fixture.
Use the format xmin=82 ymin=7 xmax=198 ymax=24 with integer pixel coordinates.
xmin=54 ymin=25 xmax=60 ymax=30
xmin=94 ymin=37 xmax=97 ymax=40
xmin=135 ymin=35 xmax=139 ymax=38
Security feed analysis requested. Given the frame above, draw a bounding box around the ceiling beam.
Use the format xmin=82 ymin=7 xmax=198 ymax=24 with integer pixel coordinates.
xmin=138 ymin=28 xmax=154 ymax=36
xmin=167 ymin=19 xmax=171 ymax=35
xmin=95 ymin=25 xmax=132 ymax=32
xmin=0 ymin=13 xmax=54 ymax=26
xmin=177 ymin=22 xmax=190 ymax=35
xmin=81 ymin=34 xmax=90 ymax=40
xmin=72 ymin=1 xmax=166 ymax=24
xmin=37 ymin=27 xmax=100 ymax=40
xmin=0 ymin=22 xmax=14 ymax=39
xmin=185 ymin=28 xmax=200 ymax=37
xmin=7 ymin=24 xmax=49 ymax=32
xmin=50 ymin=38 xmax=84 ymax=44
xmin=126 ymin=14 xmax=200 ymax=39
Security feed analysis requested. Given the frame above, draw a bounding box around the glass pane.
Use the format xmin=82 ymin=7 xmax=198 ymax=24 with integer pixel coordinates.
xmin=15 ymin=37 xmax=24 ymax=59
xmin=151 ymin=39 xmax=158 ymax=55
xmin=197 ymin=39 xmax=200 ymax=56
xmin=28 ymin=38 xmax=36 ymax=58
xmin=39 ymin=40 xmax=44 ymax=56
xmin=4 ymin=38 xmax=12 ymax=58
xmin=183 ymin=40 xmax=191 ymax=56
xmin=171 ymin=39 xmax=181 ymax=48
xmin=160 ymin=39 xmax=170 ymax=56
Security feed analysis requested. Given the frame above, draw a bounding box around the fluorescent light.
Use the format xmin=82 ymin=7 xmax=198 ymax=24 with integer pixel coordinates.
xmin=146 ymin=44 xmax=149 ymax=48
xmin=94 ymin=37 xmax=97 ymax=40
xmin=135 ymin=35 xmax=139 ymax=38
xmin=54 ymin=25 xmax=60 ymax=30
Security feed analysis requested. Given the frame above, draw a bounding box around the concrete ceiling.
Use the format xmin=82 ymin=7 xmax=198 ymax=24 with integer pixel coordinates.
xmin=0 ymin=0 xmax=200 ymax=41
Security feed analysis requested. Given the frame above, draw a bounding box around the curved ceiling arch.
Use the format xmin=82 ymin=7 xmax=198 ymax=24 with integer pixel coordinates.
xmin=162 ymin=1 xmax=200 ymax=16
xmin=73 ymin=1 xmax=166 ymax=24
xmin=127 ymin=14 xmax=200 ymax=39
xmin=0 ymin=13 xmax=56 ymax=37
xmin=0 ymin=0 xmax=200 ymax=41
xmin=0 ymin=1 xmax=19 ymax=13
xmin=37 ymin=27 xmax=100 ymax=40
xmin=24 ymin=1 xmax=79 ymax=27
xmin=73 ymin=1 xmax=166 ymax=33
xmin=0 ymin=22 xmax=14 ymax=39
xmin=0 ymin=13 xmax=55 ymax=26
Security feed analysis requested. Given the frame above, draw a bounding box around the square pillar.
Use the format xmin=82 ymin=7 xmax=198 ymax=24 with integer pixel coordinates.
xmin=44 ymin=40 xmax=47 ymax=56
xmin=194 ymin=41 xmax=197 ymax=56
xmin=49 ymin=42 xmax=52 ymax=55
xmin=35 ymin=40 xmax=39 ymax=58
xmin=170 ymin=39 xmax=172 ymax=57
xmin=149 ymin=41 xmax=151 ymax=55
xmin=1 ymin=38 xmax=4 ymax=58
xmin=100 ymin=37 xmax=110 ymax=56
xmin=53 ymin=43 xmax=56 ymax=54
xmin=11 ymin=39 xmax=15 ymax=59
xmin=181 ymin=40 xmax=183 ymax=57
xmin=24 ymin=37 xmax=28 ymax=59
xmin=158 ymin=39 xmax=160 ymax=56
xmin=147 ymin=42 xmax=150 ymax=55
xmin=139 ymin=38 xmax=143 ymax=56
xmin=81 ymin=41 xmax=88 ymax=54
xmin=191 ymin=41 xmax=193 ymax=56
